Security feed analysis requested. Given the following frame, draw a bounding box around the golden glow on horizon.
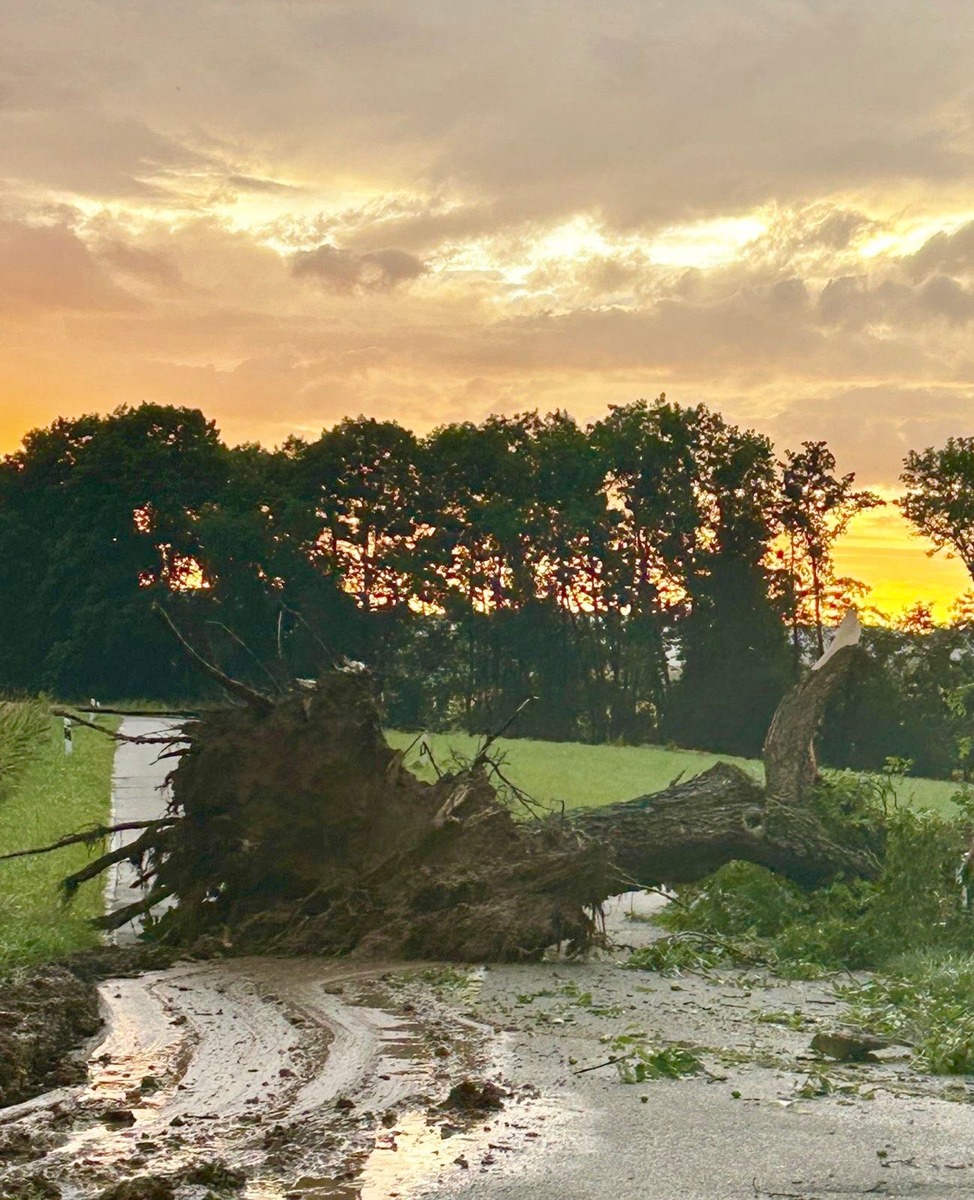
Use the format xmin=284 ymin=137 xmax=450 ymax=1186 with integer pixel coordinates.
xmin=1 ymin=402 xmax=967 ymax=623
xmin=834 ymin=504 xmax=970 ymax=621
xmin=4 ymin=153 xmax=974 ymax=628
xmin=7 ymin=1 xmax=974 ymax=628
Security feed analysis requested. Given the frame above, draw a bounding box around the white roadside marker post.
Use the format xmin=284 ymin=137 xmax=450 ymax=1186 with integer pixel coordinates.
xmin=63 ymin=716 xmax=73 ymax=756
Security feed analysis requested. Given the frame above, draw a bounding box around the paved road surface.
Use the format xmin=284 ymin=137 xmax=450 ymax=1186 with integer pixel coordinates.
xmin=106 ymin=716 xmax=183 ymax=943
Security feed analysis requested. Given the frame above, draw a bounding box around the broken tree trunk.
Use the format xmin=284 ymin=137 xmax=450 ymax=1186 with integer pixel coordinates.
xmin=569 ymin=645 xmax=878 ymax=889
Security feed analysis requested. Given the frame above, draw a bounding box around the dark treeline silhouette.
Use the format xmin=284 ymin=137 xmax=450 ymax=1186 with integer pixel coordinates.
xmin=4 ymin=397 xmax=974 ymax=771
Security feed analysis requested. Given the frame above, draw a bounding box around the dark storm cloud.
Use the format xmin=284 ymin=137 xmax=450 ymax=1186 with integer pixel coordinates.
xmin=906 ymin=222 xmax=974 ymax=280
xmin=4 ymin=0 xmax=974 ymax=511
xmin=0 ymin=106 xmax=216 ymax=200
xmin=98 ymin=241 xmax=183 ymax=288
xmin=226 ymin=175 xmax=304 ymax=195
xmin=4 ymin=2 xmax=974 ymax=225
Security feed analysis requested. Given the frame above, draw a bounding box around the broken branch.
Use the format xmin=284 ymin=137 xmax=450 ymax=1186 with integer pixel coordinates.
xmin=153 ymin=603 xmax=275 ymax=714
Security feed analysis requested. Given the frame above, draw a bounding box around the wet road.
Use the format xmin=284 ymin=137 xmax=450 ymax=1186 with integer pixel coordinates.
xmin=106 ymin=716 xmax=184 ymax=941
xmin=0 ymin=958 xmax=533 ymax=1199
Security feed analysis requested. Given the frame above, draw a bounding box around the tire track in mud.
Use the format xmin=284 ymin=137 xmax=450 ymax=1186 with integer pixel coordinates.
xmin=0 ymin=958 xmax=552 ymax=1199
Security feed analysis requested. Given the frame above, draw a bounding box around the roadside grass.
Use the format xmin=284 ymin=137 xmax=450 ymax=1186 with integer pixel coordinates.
xmin=839 ymin=952 xmax=974 ymax=1075
xmin=0 ymin=716 xmax=117 ymax=968
xmin=386 ymin=729 xmax=964 ymax=816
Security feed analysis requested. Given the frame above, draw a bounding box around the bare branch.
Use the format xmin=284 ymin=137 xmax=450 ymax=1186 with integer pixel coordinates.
xmin=91 ymin=884 xmax=174 ymax=931
xmin=153 ymin=603 xmax=275 ymax=714
xmin=61 ymin=826 xmax=169 ymax=897
xmin=50 ymin=708 xmax=188 ymax=745
xmin=204 ymin=619 xmax=284 ymax=694
xmin=279 ymin=603 xmax=340 ymax=670
xmin=0 ymin=819 xmax=177 ymax=864
xmin=470 ymin=696 xmax=535 ymax=772
xmin=74 ymin=705 xmax=199 ymax=718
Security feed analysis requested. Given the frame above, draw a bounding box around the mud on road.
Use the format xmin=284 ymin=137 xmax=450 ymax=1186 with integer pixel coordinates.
xmin=0 ymin=958 xmax=553 ymax=1200
xmin=10 ymin=900 xmax=974 ymax=1200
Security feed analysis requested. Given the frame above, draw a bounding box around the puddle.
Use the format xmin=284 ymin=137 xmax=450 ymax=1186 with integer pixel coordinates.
xmin=249 ymin=1109 xmax=511 ymax=1199
xmin=0 ymin=959 xmax=533 ymax=1199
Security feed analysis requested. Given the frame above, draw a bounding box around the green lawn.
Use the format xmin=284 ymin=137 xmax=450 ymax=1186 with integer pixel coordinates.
xmin=0 ymin=717 xmax=117 ymax=967
xmin=387 ymin=730 xmax=966 ymax=817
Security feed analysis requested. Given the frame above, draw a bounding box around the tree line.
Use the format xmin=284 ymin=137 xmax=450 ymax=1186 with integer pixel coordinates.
xmin=1 ymin=398 xmax=973 ymax=770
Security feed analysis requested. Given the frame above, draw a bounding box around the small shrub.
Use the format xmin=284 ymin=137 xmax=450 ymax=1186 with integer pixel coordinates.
xmin=652 ymin=785 xmax=974 ymax=976
xmin=628 ymin=772 xmax=974 ymax=1076
xmin=626 ymin=934 xmax=739 ymax=975
xmin=608 ymin=1031 xmax=703 ymax=1083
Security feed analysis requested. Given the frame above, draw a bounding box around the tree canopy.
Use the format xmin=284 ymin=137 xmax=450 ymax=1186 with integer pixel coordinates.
xmin=4 ymin=396 xmax=963 ymax=770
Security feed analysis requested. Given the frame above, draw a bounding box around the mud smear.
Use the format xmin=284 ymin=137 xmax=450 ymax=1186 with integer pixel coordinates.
xmin=0 ymin=959 xmax=554 ymax=1200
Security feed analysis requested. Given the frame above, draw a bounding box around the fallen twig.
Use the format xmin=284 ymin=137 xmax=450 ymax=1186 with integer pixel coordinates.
xmin=572 ymin=1055 xmax=625 ymax=1075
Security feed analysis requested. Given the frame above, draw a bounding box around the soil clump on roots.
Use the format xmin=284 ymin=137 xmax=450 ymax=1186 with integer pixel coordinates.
xmin=0 ymin=964 xmax=100 ymax=1107
xmin=146 ymin=669 xmax=609 ymax=960
xmin=0 ymin=947 xmax=173 ymax=1109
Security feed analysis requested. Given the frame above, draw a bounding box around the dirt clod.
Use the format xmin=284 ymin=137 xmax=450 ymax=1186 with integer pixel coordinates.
xmin=441 ymin=1079 xmax=507 ymax=1115
xmin=101 ymin=1109 xmax=137 ymax=1127
xmin=811 ymin=1030 xmax=892 ymax=1063
xmin=0 ymin=964 xmax=101 ymax=1109
xmin=0 ymin=1127 xmax=33 ymax=1162
xmin=182 ymin=1160 xmax=247 ymax=1190
xmin=0 ymin=1173 xmax=61 ymax=1199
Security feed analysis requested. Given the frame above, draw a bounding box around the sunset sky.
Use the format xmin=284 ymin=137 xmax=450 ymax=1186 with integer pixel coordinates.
xmin=3 ymin=1 xmax=974 ymax=616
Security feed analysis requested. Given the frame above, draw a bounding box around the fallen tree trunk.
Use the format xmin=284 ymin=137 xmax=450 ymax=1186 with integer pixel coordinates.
xmin=568 ymin=760 xmax=877 ymax=890
xmin=2 ymin=624 xmax=877 ymax=962
xmin=569 ymin=644 xmax=878 ymax=889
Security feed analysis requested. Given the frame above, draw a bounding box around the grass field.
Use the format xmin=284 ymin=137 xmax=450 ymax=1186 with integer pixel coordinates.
xmin=387 ymin=730 xmax=966 ymax=817
xmin=0 ymin=716 xmax=117 ymax=968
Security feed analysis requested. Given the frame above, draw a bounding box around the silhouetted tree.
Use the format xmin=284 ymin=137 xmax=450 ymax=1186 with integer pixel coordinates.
xmin=778 ymin=441 xmax=881 ymax=659
xmin=664 ymin=411 xmax=791 ymax=756
xmin=902 ymin=437 xmax=974 ymax=579
xmin=0 ymin=405 xmax=225 ymax=697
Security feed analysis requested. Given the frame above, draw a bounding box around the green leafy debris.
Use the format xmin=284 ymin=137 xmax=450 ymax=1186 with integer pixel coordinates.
xmin=607 ymin=1032 xmax=703 ymax=1083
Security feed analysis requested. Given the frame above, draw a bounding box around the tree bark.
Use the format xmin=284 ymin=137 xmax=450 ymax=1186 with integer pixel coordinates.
xmin=569 ymin=644 xmax=876 ymax=889
xmin=569 ymin=760 xmax=877 ymax=890
xmin=762 ymin=644 xmax=859 ymax=809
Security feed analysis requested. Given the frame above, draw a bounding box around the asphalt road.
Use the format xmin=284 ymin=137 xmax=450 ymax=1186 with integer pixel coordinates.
xmin=96 ymin=731 xmax=974 ymax=1200
xmin=106 ymin=716 xmax=183 ymax=942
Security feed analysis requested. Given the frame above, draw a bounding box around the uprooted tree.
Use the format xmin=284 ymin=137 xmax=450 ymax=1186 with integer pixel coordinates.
xmin=4 ymin=618 xmax=880 ymax=962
